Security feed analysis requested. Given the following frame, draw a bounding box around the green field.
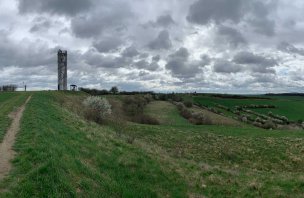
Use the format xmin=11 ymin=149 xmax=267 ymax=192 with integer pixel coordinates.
xmin=0 ymin=92 xmax=304 ymax=197
xmin=194 ymin=95 xmax=304 ymax=121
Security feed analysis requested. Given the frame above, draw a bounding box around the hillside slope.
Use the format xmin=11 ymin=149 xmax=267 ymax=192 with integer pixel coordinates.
xmin=0 ymin=92 xmax=304 ymax=197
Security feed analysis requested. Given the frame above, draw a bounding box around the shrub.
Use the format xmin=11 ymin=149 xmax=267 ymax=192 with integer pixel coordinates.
xmin=262 ymin=119 xmax=276 ymax=129
xmin=171 ymin=94 xmax=183 ymax=102
xmin=183 ymin=101 xmax=193 ymax=108
xmin=253 ymin=121 xmax=262 ymax=128
xmin=135 ymin=115 xmax=160 ymax=125
xmin=83 ymin=96 xmax=112 ymax=123
xmin=176 ymin=102 xmax=186 ymax=111
xmin=143 ymin=94 xmax=153 ymax=103
xmin=189 ymin=112 xmax=212 ymax=125
xmin=239 ymin=115 xmax=248 ymax=123
xmin=123 ymin=95 xmax=147 ymax=116
xmin=181 ymin=108 xmax=192 ymax=119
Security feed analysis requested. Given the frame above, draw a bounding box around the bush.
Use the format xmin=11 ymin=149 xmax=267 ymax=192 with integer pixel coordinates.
xmin=143 ymin=94 xmax=153 ymax=103
xmin=83 ymin=96 xmax=112 ymax=123
xmin=176 ymin=102 xmax=186 ymax=111
xmin=253 ymin=121 xmax=262 ymax=128
xmin=189 ymin=112 xmax=212 ymax=125
xmin=135 ymin=115 xmax=160 ymax=125
xmin=183 ymin=101 xmax=193 ymax=108
xmin=181 ymin=108 xmax=192 ymax=119
xmin=239 ymin=115 xmax=248 ymax=123
xmin=123 ymin=95 xmax=147 ymax=116
xmin=262 ymin=119 xmax=276 ymax=129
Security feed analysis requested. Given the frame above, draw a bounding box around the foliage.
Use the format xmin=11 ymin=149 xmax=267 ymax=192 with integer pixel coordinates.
xmin=110 ymin=86 xmax=119 ymax=94
xmin=183 ymin=101 xmax=193 ymax=108
xmin=83 ymin=96 xmax=111 ymax=123
xmin=135 ymin=114 xmax=160 ymax=125
xmin=123 ymin=95 xmax=148 ymax=116
xmin=262 ymin=119 xmax=277 ymax=129
xmin=189 ymin=112 xmax=212 ymax=125
xmin=122 ymin=95 xmax=159 ymax=125
xmin=0 ymin=84 xmax=17 ymax=92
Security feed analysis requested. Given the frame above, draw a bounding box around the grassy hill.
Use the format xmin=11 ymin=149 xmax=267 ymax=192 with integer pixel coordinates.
xmin=0 ymin=91 xmax=304 ymax=197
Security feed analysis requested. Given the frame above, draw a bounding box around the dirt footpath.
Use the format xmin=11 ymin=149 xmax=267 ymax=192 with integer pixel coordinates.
xmin=0 ymin=96 xmax=31 ymax=180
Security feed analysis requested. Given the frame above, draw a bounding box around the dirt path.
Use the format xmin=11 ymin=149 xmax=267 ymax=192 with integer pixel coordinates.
xmin=0 ymin=96 xmax=31 ymax=181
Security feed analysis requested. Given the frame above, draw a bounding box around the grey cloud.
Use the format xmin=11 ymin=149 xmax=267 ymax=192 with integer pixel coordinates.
xmin=247 ymin=1 xmax=276 ymax=36
xmin=93 ymin=37 xmax=123 ymax=53
xmin=289 ymin=70 xmax=304 ymax=81
xmin=148 ymin=62 xmax=160 ymax=71
xmin=277 ymin=42 xmax=304 ymax=56
xmin=152 ymin=55 xmax=161 ymax=62
xmin=213 ymin=60 xmax=243 ymax=73
xmin=156 ymin=15 xmax=175 ymax=27
xmin=148 ymin=30 xmax=172 ymax=50
xmin=71 ymin=3 xmax=133 ymax=38
xmin=30 ymin=17 xmax=52 ymax=33
xmin=233 ymin=51 xmax=277 ymax=66
xmin=252 ymin=73 xmax=276 ymax=83
xmin=134 ymin=60 xmax=159 ymax=71
xmin=143 ymin=14 xmax=175 ymax=29
xmin=165 ymin=47 xmax=207 ymax=78
xmin=18 ymin=0 xmax=93 ymax=16
xmin=85 ymin=52 xmax=129 ymax=69
xmin=248 ymin=18 xmax=275 ymax=36
xmin=187 ymin=0 xmax=276 ymax=37
xmin=0 ymin=33 xmax=54 ymax=69
xmin=187 ymin=0 xmax=244 ymax=25
xmin=233 ymin=51 xmax=278 ymax=73
xmin=217 ymin=25 xmax=247 ymax=47
xmin=139 ymin=53 xmax=149 ymax=59
xmin=134 ymin=60 xmax=149 ymax=69
xmin=122 ymin=46 xmax=139 ymax=58
xmin=83 ymin=48 xmax=132 ymax=69
xmin=200 ymin=54 xmax=211 ymax=66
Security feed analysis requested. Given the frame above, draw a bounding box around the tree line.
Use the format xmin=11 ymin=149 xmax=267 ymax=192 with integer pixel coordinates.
xmin=0 ymin=84 xmax=17 ymax=92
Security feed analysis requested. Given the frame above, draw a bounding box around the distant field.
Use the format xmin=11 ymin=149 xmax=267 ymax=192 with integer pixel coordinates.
xmin=194 ymin=95 xmax=304 ymax=121
xmin=1 ymin=92 xmax=304 ymax=197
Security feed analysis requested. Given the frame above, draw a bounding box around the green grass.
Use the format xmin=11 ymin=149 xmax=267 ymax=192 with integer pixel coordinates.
xmin=194 ymin=95 xmax=304 ymax=121
xmin=1 ymin=92 xmax=304 ymax=197
xmin=0 ymin=92 xmax=29 ymax=141
xmin=0 ymin=92 xmax=187 ymax=197
xmin=144 ymin=101 xmax=190 ymax=126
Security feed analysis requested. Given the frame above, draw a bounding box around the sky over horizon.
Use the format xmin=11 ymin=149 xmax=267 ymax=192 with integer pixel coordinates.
xmin=0 ymin=0 xmax=304 ymax=93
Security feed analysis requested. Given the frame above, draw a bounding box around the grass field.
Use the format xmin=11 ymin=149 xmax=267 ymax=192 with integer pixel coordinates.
xmin=0 ymin=92 xmax=304 ymax=197
xmin=193 ymin=95 xmax=304 ymax=121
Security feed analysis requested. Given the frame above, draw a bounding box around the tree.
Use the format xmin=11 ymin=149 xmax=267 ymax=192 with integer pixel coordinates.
xmin=110 ymin=86 xmax=119 ymax=94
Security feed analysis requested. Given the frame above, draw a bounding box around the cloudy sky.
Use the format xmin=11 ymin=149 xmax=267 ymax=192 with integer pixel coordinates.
xmin=1 ymin=0 xmax=304 ymax=93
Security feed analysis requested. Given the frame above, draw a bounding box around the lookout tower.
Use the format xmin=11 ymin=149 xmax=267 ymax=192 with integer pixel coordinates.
xmin=58 ymin=49 xmax=67 ymax=90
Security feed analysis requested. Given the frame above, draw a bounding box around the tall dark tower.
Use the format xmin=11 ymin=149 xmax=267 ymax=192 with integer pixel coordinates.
xmin=58 ymin=49 xmax=67 ymax=90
